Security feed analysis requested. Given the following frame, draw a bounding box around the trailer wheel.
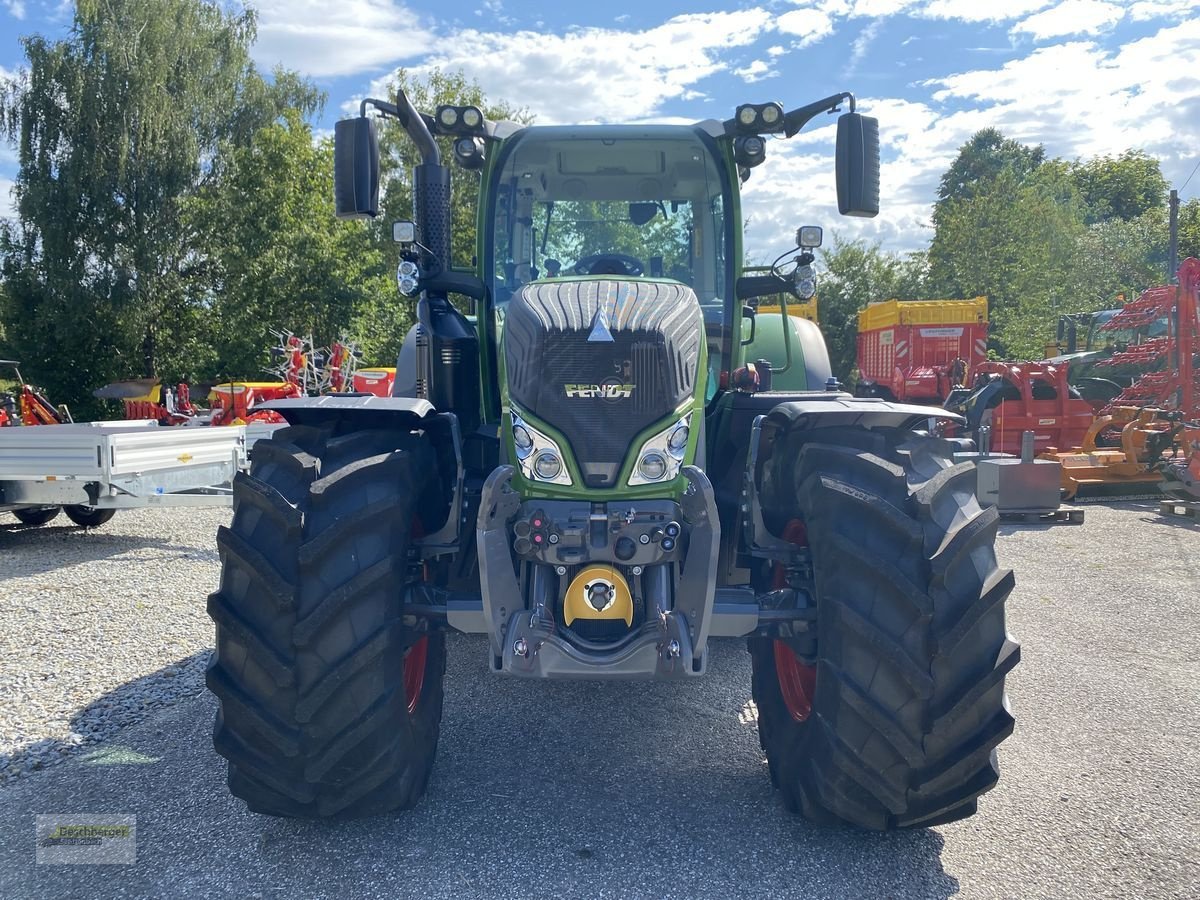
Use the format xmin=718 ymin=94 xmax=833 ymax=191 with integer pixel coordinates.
xmin=752 ymin=427 xmax=1018 ymax=829
xmin=206 ymin=425 xmax=446 ymax=818
xmin=12 ymin=506 xmax=61 ymax=527
xmin=63 ymin=506 xmax=117 ymax=528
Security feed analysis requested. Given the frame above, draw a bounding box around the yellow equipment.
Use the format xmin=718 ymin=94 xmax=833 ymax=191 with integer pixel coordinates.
xmin=1042 ymin=407 xmax=1173 ymax=499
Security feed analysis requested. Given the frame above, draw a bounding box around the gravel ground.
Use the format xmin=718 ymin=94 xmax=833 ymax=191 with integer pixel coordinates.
xmin=0 ymin=500 xmax=1198 ymax=899
xmin=0 ymin=509 xmax=225 ymax=782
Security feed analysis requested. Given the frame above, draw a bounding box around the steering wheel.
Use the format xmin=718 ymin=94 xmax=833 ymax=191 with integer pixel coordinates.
xmin=573 ymin=253 xmax=645 ymax=277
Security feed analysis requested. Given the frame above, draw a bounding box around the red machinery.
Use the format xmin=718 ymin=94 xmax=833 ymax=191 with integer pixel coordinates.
xmin=855 ymin=297 xmax=988 ymax=403
xmin=350 ymin=368 xmax=396 ymax=397
xmin=0 ymin=361 xmax=71 ymax=426
xmin=1094 ymin=267 xmax=1198 ymax=419
xmin=954 ymin=360 xmax=1095 ymax=455
xmin=207 ymin=382 xmax=300 ymax=426
xmin=1041 ymin=259 xmax=1200 ymax=500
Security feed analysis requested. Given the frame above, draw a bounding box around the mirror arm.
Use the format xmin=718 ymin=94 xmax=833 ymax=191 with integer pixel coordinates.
xmin=782 ymin=92 xmax=855 ymax=138
xmin=359 ymin=94 xmax=441 ymax=165
xmin=425 ymin=270 xmax=486 ymax=301
xmin=736 ymin=273 xmax=792 ymax=301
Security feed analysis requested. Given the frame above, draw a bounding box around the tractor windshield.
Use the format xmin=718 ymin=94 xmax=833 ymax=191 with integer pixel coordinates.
xmin=487 ymin=125 xmax=732 ymax=310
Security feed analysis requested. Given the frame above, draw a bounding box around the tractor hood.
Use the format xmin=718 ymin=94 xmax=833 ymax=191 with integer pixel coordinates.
xmin=503 ymin=278 xmax=703 ymax=488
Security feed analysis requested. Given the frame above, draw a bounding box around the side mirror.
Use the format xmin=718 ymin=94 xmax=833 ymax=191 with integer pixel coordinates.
xmin=334 ymin=117 xmax=380 ymax=219
xmin=835 ymin=112 xmax=879 ymax=218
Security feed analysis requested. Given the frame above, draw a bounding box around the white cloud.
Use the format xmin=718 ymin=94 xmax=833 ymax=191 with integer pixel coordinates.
xmin=251 ymin=1 xmax=436 ymax=78
xmin=776 ymin=8 xmax=837 ymax=47
xmin=388 ymin=11 xmax=773 ymax=123
xmin=1127 ymin=0 xmax=1195 ymax=22
xmin=0 ymin=175 xmax=15 ymax=222
xmin=847 ymin=19 xmax=883 ymax=75
xmin=3 ymin=1 xmax=26 ymax=20
xmin=920 ymin=0 xmax=1053 ymax=23
xmin=1013 ymin=0 xmax=1125 ymax=40
xmin=737 ymin=60 xmax=777 ymax=83
xmin=927 ymin=18 xmax=1200 ymax=185
xmin=744 ymin=16 xmax=1200 ymax=254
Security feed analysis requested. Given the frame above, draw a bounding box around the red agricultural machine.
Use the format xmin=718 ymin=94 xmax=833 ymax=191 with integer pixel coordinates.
xmin=0 ymin=361 xmax=72 ymax=427
xmin=1043 ymin=259 xmax=1199 ymax=500
xmin=854 ymin=297 xmax=988 ymax=403
xmin=951 ymin=360 xmax=1095 ymax=456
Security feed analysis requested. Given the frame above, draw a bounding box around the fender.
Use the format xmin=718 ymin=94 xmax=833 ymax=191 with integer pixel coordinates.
xmin=258 ymin=394 xmax=435 ymax=430
xmin=765 ymin=393 xmax=963 ymax=434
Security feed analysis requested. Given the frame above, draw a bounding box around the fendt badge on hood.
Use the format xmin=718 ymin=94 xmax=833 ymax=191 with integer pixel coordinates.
xmin=564 ymin=380 xmax=635 ymax=400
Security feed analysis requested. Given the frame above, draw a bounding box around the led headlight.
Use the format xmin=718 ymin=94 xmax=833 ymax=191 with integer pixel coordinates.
xmin=760 ymin=103 xmax=782 ymax=125
xmin=397 ymin=259 xmax=421 ymax=296
xmin=510 ymin=408 xmax=572 ymax=485
xmin=796 ymin=277 xmax=817 ymax=300
xmin=629 ymin=413 xmax=693 ymax=486
xmin=638 ymin=452 xmax=667 ymax=481
xmin=437 ymin=106 xmax=459 ymax=128
xmin=736 ymin=105 xmax=758 ymax=127
xmin=461 ymin=106 xmax=483 ymax=129
xmin=534 ymin=450 xmax=563 ymax=480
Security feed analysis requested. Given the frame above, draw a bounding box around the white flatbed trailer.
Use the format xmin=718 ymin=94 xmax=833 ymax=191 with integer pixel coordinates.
xmin=0 ymin=421 xmax=244 ymax=518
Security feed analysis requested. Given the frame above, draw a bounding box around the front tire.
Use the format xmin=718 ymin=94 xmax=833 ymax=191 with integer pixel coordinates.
xmin=752 ymin=427 xmax=1018 ymax=830
xmin=206 ymin=425 xmax=446 ymax=818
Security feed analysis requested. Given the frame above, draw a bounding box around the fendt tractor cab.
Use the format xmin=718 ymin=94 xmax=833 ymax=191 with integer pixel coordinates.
xmin=206 ymin=90 xmax=1017 ymax=831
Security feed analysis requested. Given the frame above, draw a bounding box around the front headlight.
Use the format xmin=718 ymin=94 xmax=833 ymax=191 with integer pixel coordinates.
xmin=510 ymin=407 xmax=572 ymax=485
xmin=629 ymin=413 xmax=692 ymax=486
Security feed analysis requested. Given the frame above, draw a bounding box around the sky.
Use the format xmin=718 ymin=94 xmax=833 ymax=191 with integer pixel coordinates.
xmin=1 ymin=0 xmax=1199 ymax=258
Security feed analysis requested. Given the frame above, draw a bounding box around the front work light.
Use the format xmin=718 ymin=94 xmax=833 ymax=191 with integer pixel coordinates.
xmin=796 ymin=225 xmax=823 ymax=248
xmin=453 ymin=136 xmax=486 ymax=170
xmin=397 ymin=259 xmax=421 ymax=296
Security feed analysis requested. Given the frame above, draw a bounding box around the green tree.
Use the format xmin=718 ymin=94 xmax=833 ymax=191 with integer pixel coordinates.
xmin=817 ymin=236 xmax=929 ymax=381
xmin=1178 ymin=197 xmax=1200 ymax=263
xmin=1067 ymin=210 xmax=1168 ymax=309
xmin=934 ymin=128 xmax=1045 ymax=211
xmin=0 ymin=0 xmax=318 ymax=415
xmin=1070 ymin=150 xmax=1168 ymax=224
xmin=188 ymin=109 xmax=392 ymax=379
xmin=928 ymin=166 xmax=1086 ymax=358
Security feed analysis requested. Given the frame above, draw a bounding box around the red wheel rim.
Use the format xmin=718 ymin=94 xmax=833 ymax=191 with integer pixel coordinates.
xmin=774 ymin=640 xmax=816 ymax=722
xmin=772 ymin=518 xmax=816 ymax=722
xmin=403 ymin=636 xmax=428 ymax=714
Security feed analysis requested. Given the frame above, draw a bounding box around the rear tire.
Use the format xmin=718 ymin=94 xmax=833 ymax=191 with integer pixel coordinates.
xmin=752 ymin=426 xmax=1018 ymax=829
xmin=206 ymin=424 xmax=446 ymax=818
xmin=63 ymin=505 xmax=116 ymax=527
xmin=12 ymin=506 xmax=60 ymax=527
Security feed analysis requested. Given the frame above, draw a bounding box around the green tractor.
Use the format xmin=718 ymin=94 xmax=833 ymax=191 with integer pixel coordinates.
xmin=206 ymin=90 xmax=1018 ymax=829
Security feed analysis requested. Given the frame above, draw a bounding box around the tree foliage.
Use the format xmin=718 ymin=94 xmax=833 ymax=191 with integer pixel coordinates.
xmin=187 ymin=111 xmax=391 ymax=380
xmin=1178 ymin=197 xmax=1200 ymax=263
xmin=1070 ymin=150 xmax=1168 ymax=224
xmin=0 ymin=0 xmax=319 ymax=414
xmin=921 ymin=130 xmax=1179 ymax=359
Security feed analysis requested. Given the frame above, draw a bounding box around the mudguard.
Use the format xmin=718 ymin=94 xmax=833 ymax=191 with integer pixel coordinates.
xmin=765 ymin=393 xmax=963 ymax=434
xmin=258 ymin=395 xmax=435 ymax=429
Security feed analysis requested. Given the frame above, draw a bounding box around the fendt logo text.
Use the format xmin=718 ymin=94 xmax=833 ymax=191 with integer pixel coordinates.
xmin=564 ymin=382 xmax=635 ymax=400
